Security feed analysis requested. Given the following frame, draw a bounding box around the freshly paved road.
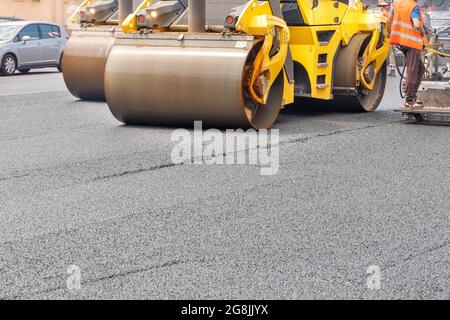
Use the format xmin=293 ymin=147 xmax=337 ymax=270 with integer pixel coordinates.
xmin=0 ymin=69 xmax=448 ymax=299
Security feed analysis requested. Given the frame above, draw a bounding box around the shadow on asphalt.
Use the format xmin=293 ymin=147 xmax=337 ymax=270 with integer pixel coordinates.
xmin=116 ymin=123 xmax=183 ymax=131
xmin=67 ymin=96 xmax=106 ymax=105
xmin=65 ymin=92 xmax=402 ymax=130
xmin=277 ymin=98 xmax=399 ymax=127
xmin=402 ymin=120 xmax=450 ymax=127
xmin=282 ymin=97 xmax=369 ymax=116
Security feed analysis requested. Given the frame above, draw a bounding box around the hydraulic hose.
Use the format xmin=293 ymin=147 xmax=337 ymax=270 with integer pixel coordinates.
xmin=426 ymin=47 xmax=450 ymax=58
xmin=394 ymin=45 xmax=449 ymax=99
xmin=393 ymin=46 xmax=407 ymax=99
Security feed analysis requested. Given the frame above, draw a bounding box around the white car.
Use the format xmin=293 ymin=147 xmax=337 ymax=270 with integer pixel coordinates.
xmin=0 ymin=21 xmax=69 ymax=76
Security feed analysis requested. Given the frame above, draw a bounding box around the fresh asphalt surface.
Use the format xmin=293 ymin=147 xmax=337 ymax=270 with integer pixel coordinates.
xmin=0 ymin=69 xmax=449 ymax=300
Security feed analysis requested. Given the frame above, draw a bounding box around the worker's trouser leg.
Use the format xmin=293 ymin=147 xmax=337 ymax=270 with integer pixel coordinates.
xmin=401 ymin=46 xmax=425 ymax=103
xmin=413 ymin=59 xmax=425 ymax=96
xmin=389 ymin=48 xmax=396 ymax=67
xmin=388 ymin=48 xmax=396 ymax=76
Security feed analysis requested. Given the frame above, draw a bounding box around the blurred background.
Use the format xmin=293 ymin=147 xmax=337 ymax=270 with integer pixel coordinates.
xmin=0 ymin=0 xmax=143 ymax=29
xmin=0 ymin=0 xmax=449 ymax=30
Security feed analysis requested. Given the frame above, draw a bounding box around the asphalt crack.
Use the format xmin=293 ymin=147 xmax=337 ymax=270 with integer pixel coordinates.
xmin=384 ymin=240 xmax=450 ymax=270
xmin=1 ymin=257 xmax=210 ymax=300
xmin=0 ymin=120 xmax=400 ymax=184
xmin=92 ymin=163 xmax=182 ymax=182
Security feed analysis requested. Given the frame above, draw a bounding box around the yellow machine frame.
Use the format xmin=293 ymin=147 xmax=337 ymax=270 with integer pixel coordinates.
xmin=123 ymin=0 xmax=389 ymax=108
xmin=107 ymin=0 xmax=390 ymax=129
xmin=69 ymin=0 xmax=93 ymax=24
xmin=234 ymin=0 xmax=390 ymax=106
xmin=122 ymin=0 xmax=154 ymax=33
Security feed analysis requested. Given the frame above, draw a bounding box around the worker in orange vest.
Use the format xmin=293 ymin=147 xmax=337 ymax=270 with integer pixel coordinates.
xmin=387 ymin=0 xmax=429 ymax=109
xmin=379 ymin=1 xmax=397 ymax=76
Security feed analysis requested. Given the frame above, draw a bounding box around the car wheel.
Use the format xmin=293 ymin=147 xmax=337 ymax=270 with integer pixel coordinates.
xmin=19 ymin=68 xmax=31 ymax=74
xmin=1 ymin=54 xmax=17 ymax=76
xmin=57 ymin=54 xmax=63 ymax=72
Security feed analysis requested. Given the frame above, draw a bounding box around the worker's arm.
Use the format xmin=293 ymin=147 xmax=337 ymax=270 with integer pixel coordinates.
xmin=386 ymin=14 xmax=393 ymax=35
xmin=386 ymin=6 xmax=394 ymax=36
xmin=412 ymin=18 xmax=424 ymax=33
xmin=411 ymin=6 xmax=428 ymax=40
xmin=412 ymin=17 xmax=429 ymax=44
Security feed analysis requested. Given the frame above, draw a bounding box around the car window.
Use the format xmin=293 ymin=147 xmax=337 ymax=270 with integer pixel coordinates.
xmin=39 ymin=24 xmax=61 ymax=39
xmin=17 ymin=24 xmax=40 ymax=41
xmin=51 ymin=25 xmax=62 ymax=38
xmin=0 ymin=25 xmax=20 ymax=41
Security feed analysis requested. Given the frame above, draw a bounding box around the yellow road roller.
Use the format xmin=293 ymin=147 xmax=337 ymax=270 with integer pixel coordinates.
xmin=62 ymin=0 xmax=136 ymax=101
xmin=102 ymin=0 xmax=390 ymax=129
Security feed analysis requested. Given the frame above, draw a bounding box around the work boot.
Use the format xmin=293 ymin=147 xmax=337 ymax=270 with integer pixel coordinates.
xmin=413 ymin=96 xmax=424 ymax=109
xmin=413 ymin=100 xmax=424 ymax=109
xmin=403 ymin=101 xmax=414 ymax=109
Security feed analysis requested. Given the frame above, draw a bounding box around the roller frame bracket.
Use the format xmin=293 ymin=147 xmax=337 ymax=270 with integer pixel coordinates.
xmin=268 ymin=0 xmax=294 ymax=84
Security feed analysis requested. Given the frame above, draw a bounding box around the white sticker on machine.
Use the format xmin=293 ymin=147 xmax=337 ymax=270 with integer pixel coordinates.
xmin=235 ymin=41 xmax=248 ymax=49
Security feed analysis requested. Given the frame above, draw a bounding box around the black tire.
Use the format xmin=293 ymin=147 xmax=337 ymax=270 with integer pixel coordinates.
xmin=57 ymin=54 xmax=63 ymax=72
xmin=1 ymin=54 xmax=17 ymax=76
xmin=19 ymin=68 xmax=31 ymax=74
xmin=333 ymin=62 xmax=388 ymax=113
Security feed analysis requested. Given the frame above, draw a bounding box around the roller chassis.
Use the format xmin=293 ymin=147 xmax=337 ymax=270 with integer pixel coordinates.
xmin=64 ymin=0 xmax=391 ymax=129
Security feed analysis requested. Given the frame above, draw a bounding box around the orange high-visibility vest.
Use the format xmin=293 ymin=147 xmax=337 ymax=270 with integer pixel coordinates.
xmin=390 ymin=0 xmax=424 ymax=50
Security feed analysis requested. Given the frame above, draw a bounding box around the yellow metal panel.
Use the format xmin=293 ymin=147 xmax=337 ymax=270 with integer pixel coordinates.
xmin=69 ymin=0 xmax=92 ymax=24
xmin=283 ymin=72 xmax=294 ymax=106
xmin=236 ymin=0 xmax=292 ymax=105
xmin=289 ymin=25 xmax=341 ymax=100
xmin=288 ymin=0 xmax=390 ymax=100
xmin=297 ymin=0 xmax=348 ymax=25
xmin=122 ymin=0 xmax=153 ymax=33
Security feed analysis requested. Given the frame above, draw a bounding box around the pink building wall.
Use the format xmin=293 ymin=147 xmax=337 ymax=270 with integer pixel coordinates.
xmin=0 ymin=0 xmax=82 ymax=26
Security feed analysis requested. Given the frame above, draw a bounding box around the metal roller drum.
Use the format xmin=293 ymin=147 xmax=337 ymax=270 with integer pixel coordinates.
xmin=62 ymin=0 xmax=133 ymax=101
xmin=62 ymin=28 xmax=117 ymax=101
xmin=104 ymin=35 xmax=284 ymax=129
